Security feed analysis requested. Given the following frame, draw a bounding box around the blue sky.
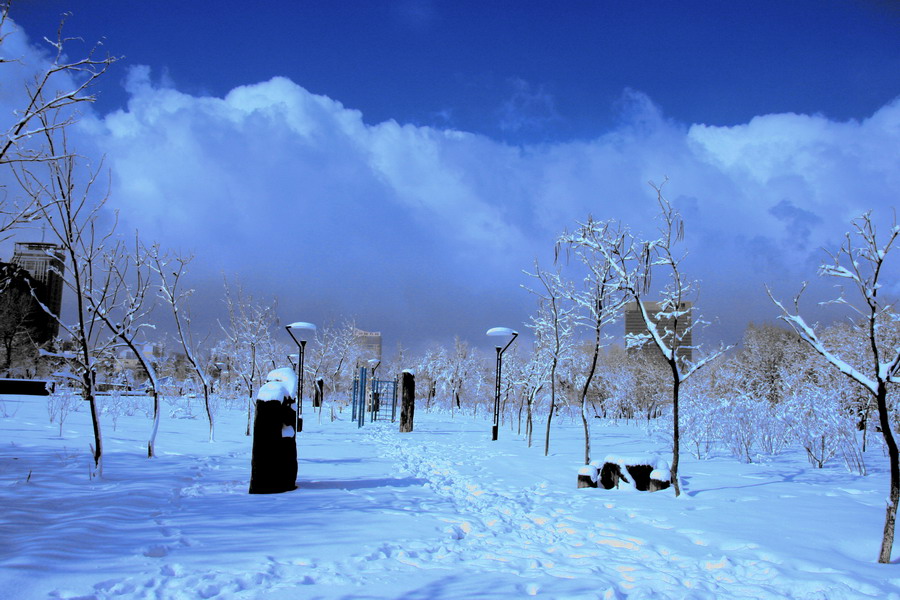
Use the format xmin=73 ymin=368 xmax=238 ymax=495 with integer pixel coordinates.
xmin=3 ymin=1 xmax=900 ymax=352
xmin=12 ymin=1 xmax=899 ymax=141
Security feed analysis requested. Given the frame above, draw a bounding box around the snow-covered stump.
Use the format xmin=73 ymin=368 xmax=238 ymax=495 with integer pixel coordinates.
xmin=599 ymin=462 xmax=625 ymax=489
xmin=399 ymin=370 xmax=415 ymax=433
xmin=577 ymin=464 xmax=599 ymax=488
xmin=598 ymin=455 xmax=670 ymax=492
xmin=249 ymin=378 xmax=298 ymax=494
xmin=649 ymin=468 xmax=671 ymax=492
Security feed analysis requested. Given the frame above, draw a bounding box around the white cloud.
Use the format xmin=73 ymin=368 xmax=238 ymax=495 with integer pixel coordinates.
xmin=4 ymin=25 xmax=899 ymax=350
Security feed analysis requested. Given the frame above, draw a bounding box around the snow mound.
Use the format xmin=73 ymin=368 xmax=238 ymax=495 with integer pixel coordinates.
xmin=603 ymin=454 xmax=668 ymax=471
xmin=257 ymin=381 xmax=292 ymax=402
xmin=578 ymin=465 xmax=599 ymax=483
xmin=266 ymin=368 xmax=297 ymax=391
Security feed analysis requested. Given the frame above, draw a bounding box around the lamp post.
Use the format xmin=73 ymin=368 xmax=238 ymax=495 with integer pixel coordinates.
xmin=486 ymin=327 xmax=518 ymax=441
xmin=285 ymin=322 xmax=316 ymax=435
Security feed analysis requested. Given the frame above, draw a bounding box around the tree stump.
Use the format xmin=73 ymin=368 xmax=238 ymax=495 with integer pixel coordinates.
xmin=577 ymin=465 xmax=598 ymax=488
xmin=625 ymin=464 xmax=654 ymax=491
xmin=649 ymin=468 xmax=671 ymax=492
xmin=599 ymin=462 xmax=624 ymax=489
xmin=399 ymin=370 xmax=415 ymax=433
xmin=599 ymin=455 xmax=671 ymax=492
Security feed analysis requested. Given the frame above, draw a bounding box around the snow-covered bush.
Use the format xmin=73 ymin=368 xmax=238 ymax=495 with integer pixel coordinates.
xmin=783 ymin=383 xmax=859 ymax=470
xmin=47 ymin=387 xmax=80 ymax=437
xmin=716 ymin=394 xmax=765 ymax=463
xmin=678 ymin=388 xmax=719 ymax=460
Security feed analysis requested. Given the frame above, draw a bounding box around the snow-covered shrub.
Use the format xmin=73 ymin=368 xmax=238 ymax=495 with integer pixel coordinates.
xmin=679 ymin=375 xmax=721 ymax=460
xmin=99 ymin=392 xmax=123 ymax=431
xmin=167 ymin=394 xmax=196 ymax=419
xmin=47 ymin=387 xmax=79 ymax=437
xmin=717 ymin=394 xmax=764 ymax=463
xmin=783 ymin=384 xmax=857 ymax=469
xmin=754 ymin=399 xmax=792 ymax=457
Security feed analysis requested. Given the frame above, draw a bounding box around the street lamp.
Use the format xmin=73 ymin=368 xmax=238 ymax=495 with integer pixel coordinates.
xmin=285 ymin=321 xmax=316 ymax=434
xmin=487 ymin=326 xmax=518 ymax=441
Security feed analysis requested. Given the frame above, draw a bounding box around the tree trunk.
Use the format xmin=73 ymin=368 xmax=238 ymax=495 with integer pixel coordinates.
xmin=671 ymin=373 xmax=681 ymax=497
xmin=203 ymin=381 xmax=214 ymax=442
xmin=581 ymin=398 xmax=591 ymax=466
xmin=526 ymin=398 xmax=533 ymax=447
xmin=877 ymin=383 xmax=899 ymax=563
xmin=84 ymin=371 xmax=102 ymax=475
xmin=147 ymin=391 xmax=160 ymax=458
xmin=545 ymin=360 xmax=556 ymax=456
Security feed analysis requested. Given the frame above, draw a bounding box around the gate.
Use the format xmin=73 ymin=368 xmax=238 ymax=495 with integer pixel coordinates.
xmin=351 ymin=370 xmax=398 ymax=427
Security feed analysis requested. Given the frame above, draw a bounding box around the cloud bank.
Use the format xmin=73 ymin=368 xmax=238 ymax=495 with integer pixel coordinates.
xmin=4 ymin=18 xmax=898 ymax=351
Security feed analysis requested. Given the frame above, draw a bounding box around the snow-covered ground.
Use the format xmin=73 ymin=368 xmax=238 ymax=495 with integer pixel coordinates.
xmin=1 ymin=393 xmax=898 ymax=599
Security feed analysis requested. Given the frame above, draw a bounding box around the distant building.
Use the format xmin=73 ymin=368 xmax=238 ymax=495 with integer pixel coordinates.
xmin=354 ymin=329 xmax=382 ymax=361
xmin=114 ymin=344 xmax=159 ymax=382
xmin=8 ymin=242 xmax=66 ymax=342
xmin=624 ymin=301 xmax=692 ymax=363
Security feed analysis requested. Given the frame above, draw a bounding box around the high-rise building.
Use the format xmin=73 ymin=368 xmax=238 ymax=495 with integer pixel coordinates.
xmin=624 ymin=301 xmax=692 ymax=363
xmin=354 ymin=329 xmax=382 ymax=361
xmin=11 ymin=242 xmax=65 ymax=340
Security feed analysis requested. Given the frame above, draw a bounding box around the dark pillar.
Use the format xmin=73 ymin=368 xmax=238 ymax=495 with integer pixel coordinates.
xmin=399 ymin=370 xmax=415 ymax=433
xmin=249 ymin=385 xmax=298 ymax=494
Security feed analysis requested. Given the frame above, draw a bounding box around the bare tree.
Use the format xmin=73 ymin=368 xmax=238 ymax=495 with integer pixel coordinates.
xmin=557 ymin=218 xmax=631 ymax=464
xmin=152 ymin=252 xmax=215 ymax=441
xmin=508 ymin=343 xmax=548 ymax=447
xmin=769 ymin=211 xmax=900 ymax=563
xmin=308 ymin=319 xmax=359 ymax=417
xmin=606 ymin=181 xmax=730 ymax=496
xmin=220 ymin=277 xmax=278 ymax=435
xmin=19 ymin=130 xmax=115 ymax=475
xmin=0 ymin=4 xmax=116 ymax=239
xmin=90 ymin=234 xmax=165 ymax=457
xmin=524 ymin=262 xmax=575 ymax=456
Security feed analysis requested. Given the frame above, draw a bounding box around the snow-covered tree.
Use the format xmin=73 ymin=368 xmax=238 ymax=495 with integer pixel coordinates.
xmin=524 ymin=262 xmax=576 ymax=456
xmin=415 ymin=345 xmax=445 ymax=410
xmin=308 ymin=319 xmax=361 ymax=416
xmin=769 ymin=211 xmax=900 ymax=562
xmin=90 ymin=235 xmax=166 ymax=457
xmin=18 ymin=132 xmax=115 ymax=475
xmin=0 ymin=5 xmax=116 ymax=239
xmin=557 ymin=218 xmax=632 ymax=463
xmin=441 ymin=337 xmax=477 ymax=414
xmin=153 ymin=252 xmax=216 ymax=442
xmin=606 ymin=181 xmax=731 ymax=496
xmin=508 ymin=343 xmax=549 ymax=447
xmin=220 ymin=277 xmax=279 ymax=435
xmin=1 ymin=4 xmax=117 ymax=473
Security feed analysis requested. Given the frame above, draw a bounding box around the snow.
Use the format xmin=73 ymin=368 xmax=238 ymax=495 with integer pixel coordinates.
xmin=486 ymin=326 xmax=518 ymax=337
xmin=255 ymin=381 xmax=291 ymax=401
xmin=602 ymin=454 xmax=669 ymax=476
xmin=578 ymin=465 xmax=598 ymax=483
xmin=1 ymin=394 xmax=899 ymax=599
xmin=264 ymin=367 xmax=297 ymax=391
xmin=650 ymin=468 xmax=671 ymax=481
